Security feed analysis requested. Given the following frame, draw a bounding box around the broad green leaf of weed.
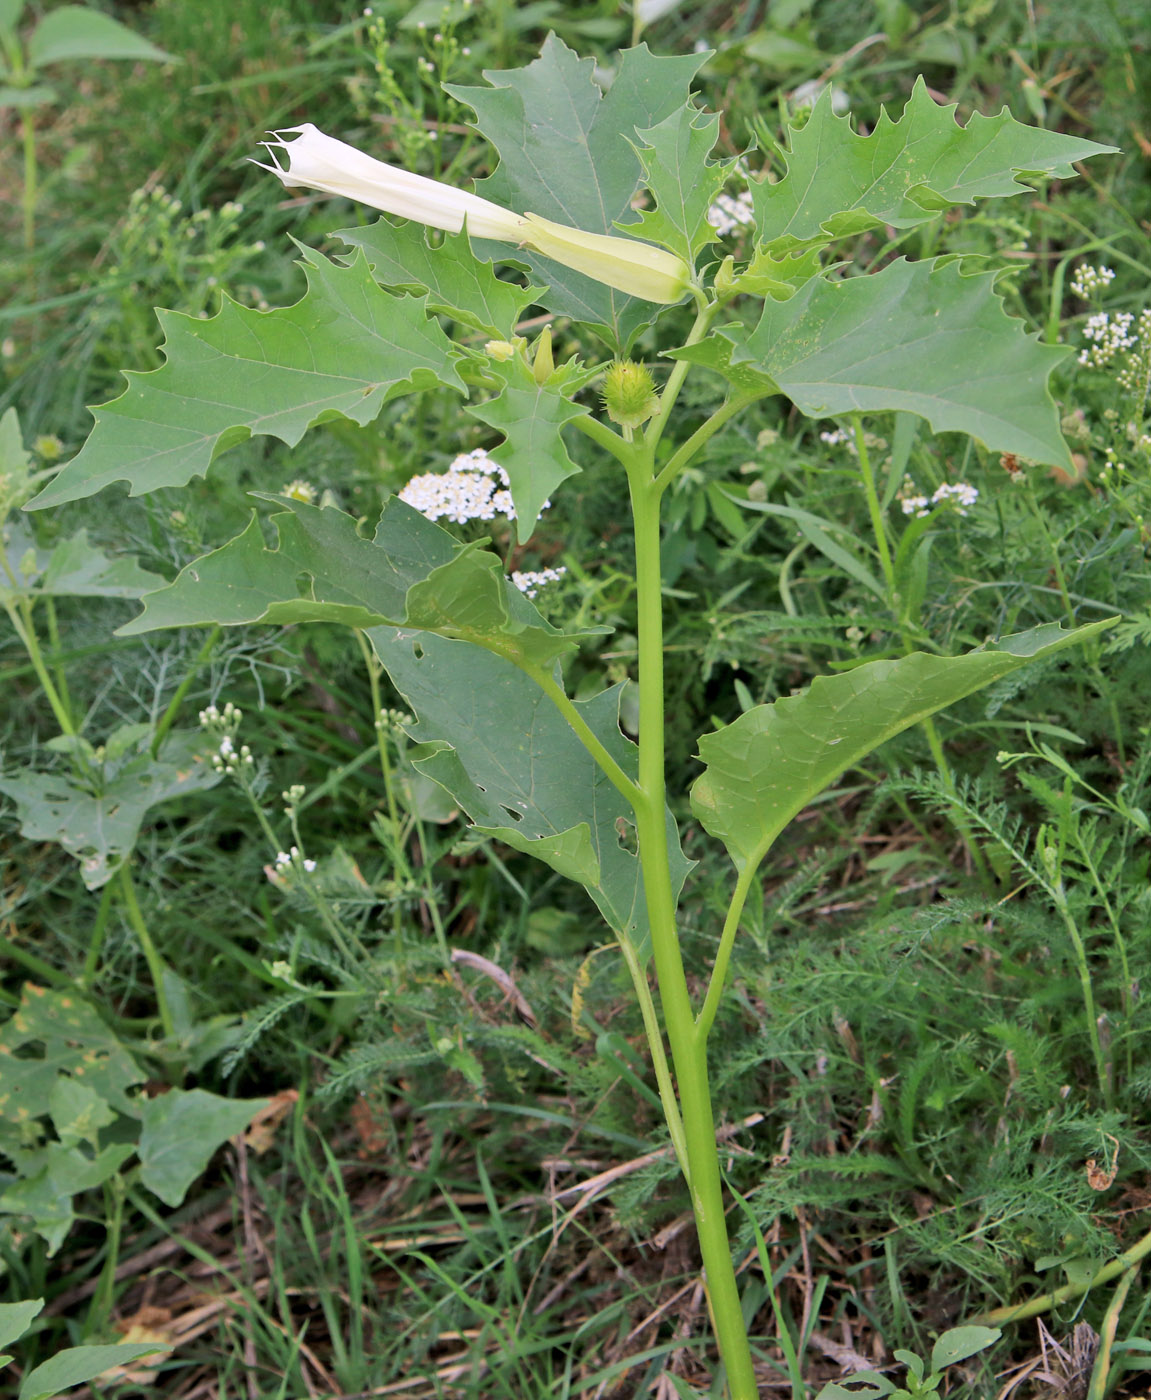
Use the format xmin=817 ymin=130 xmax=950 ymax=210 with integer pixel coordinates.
xmin=27 ymin=248 xmax=465 ymax=510
xmin=333 ymin=220 xmax=544 ymax=339
xmin=18 ymin=1342 xmax=168 ymax=1400
xmin=0 ymin=985 xmax=144 ymax=1116
xmin=466 ymin=355 xmax=589 ymax=539
xmin=627 ymin=103 xmax=736 ymax=263
xmin=27 ymin=5 xmax=173 ymax=66
xmin=119 ymin=495 xmax=604 ymax=666
xmin=931 ymin=1326 xmax=1001 ymax=1371
xmin=0 ymin=729 xmax=220 ymax=889
xmin=671 ymin=258 xmax=1074 ymax=467
xmin=447 ymin=36 xmax=705 ymax=348
xmin=137 ymin=1088 xmax=268 ymax=1207
xmin=2 ymin=522 xmax=164 ymax=599
xmin=0 ymin=1299 xmax=44 ymax=1359
xmin=692 ymin=620 xmax=1113 ymax=874
xmin=368 ymin=627 xmax=692 ymax=959
xmin=47 ymin=1077 xmax=117 ymax=1147
xmin=0 ymin=1169 xmax=75 ymax=1254
xmin=753 ymin=78 xmax=1117 ymax=252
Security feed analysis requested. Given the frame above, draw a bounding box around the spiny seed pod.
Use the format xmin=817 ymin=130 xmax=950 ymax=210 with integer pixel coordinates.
xmin=602 ymin=360 xmax=659 ymax=429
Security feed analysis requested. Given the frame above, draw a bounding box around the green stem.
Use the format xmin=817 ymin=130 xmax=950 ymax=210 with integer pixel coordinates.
xmin=653 ymin=393 xmax=761 ymax=495
xmin=522 ymin=662 xmax=642 ymax=808
xmin=2 ymin=594 xmax=76 ymax=736
xmin=696 ymin=864 xmax=757 ymax=1043
xmin=82 ymin=877 xmax=118 ymax=985
xmin=88 ymin=1177 xmax=126 ymax=1333
xmin=0 ymin=926 xmax=73 ymax=988
xmin=356 ymin=628 xmax=407 ymax=945
xmin=1053 ymin=888 xmax=1111 ymax=1104
xmin=617 ymin=934 xmax=690 ymax=1182
xmin=973 ymin=1226 xmax=1151 ymax=1326
xmin=1087 ymin=1265 xmax=1137 ymax=1400
xmin=119 ymin=865 xmax=176 ymax=1040
xmin=21 ymin=107 xmax=37 ymax=253
xmin=643 ymin=299 xmax=721 ymax=459
xmin=152 ymin=626 xmax=220 ymax=757
xmin=852 ymin=414 xmax=896 ymax=599
xmin=626 ymin=454 xmax=758 ymax=1398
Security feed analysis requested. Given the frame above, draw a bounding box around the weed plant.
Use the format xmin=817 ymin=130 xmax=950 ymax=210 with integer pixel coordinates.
xmin=2 ymin=1 xmax=1151 ymax=1397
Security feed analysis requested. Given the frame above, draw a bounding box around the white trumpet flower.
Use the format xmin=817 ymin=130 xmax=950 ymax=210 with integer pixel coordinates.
xmin=257 ymin=124 xmax=691 ymax=305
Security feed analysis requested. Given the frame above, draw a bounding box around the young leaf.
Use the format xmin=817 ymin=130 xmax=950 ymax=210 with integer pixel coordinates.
xmin=118 ymin=495 xmax=602 ymax=667
xmin=691 ymin=620 xmax=1112 ymax=874
xmin=137 ymin=1088 xmax=269 ymax=1207
xmin=753 ymin=78 xmax=1116 ymax=252
xmin=26 ymin=248 xmax=465 ymax=510
xmin=334 ymin=219 xmax=544 ymax=339
xmin=466 ymin=355 xmax=589 ymax=540
xmin=18 ymin=1343 xmax=167 ymax=1400
xmin=2 ymin=523 xmax=164 ymax=600
xmin=447 ymin=36 xmax=705 ymax=348
xmin=0 ymin=729 xmax=220 ymax=889
xmin=671 ymin=258 xmax=1074 ymax=468
xmin=814 ymin=1375 xmax=898 ymax=1400
xmin=27 ymin=6 xmax=173 ymax=66
xmin=627 ymin=103 xmax=736 ymax=263
xmin=930 ymin=1326 xmax=1001 ymax=1372
xmin=369 ymin=627 xmax=692 ymax=959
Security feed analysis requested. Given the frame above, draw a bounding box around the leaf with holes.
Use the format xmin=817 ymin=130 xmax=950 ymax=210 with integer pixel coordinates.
xmin=692 ymin=621 xmax=1112 ymax=874
xmin=26 ymin=247 xmax=465 ymax=510
xmin=0 ymin=729 xmax=220 ymax=889
xmin=369 ymin=627 xmax=691 ymax=959
xmin=118 ymin=495 xmax=603 ymax=667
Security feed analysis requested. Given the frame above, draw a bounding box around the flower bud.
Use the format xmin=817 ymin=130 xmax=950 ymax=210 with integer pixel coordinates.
xmin=520 ymin=214 xmax=691 ymax=305
xmin=531 ymin=326 xmax=554 ymax=385
xmin=483 ymin=339 xmax=520 ymax=361
xmin=602 ymin=360 xmax=659 ymax=429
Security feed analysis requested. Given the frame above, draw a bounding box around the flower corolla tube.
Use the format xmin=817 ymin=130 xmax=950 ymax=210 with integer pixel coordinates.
xmin=257 ymin=124 xmax=691 ymax=305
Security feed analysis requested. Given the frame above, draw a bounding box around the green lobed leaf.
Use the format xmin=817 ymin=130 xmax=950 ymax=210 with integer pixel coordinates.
xmin=368 ymin=627 xmax=691 ymax=958
xmin=467 ymin=355 xmax=589 ymax=540
xmin=626 ymin=103 xmax=735 ymax=263
xmin=753 ymin=78 xmax=1116 ymax=253
xmin=27 ymin=6 xmax=173 ymax=67
xmin=813 ymin=1375 xmax=898 ymax=1400
xmin=447 ymin=36 xmax=705 ymax=349
xmin=118 ymin=495 xmax=602 ymax=667
xmin=48 ymin=1077 xmax=118 ymax=1148
xmin=26 ymin=248 xmax=465 ymax=510
xmin=0 ymin=729 xmax=220 ymax=889
xmin=3 ymin=522 xmax=165 ymax=600
xmin=671 ymin=258 xmax=1074 ymax=467
xmin=18 ymin=1343 xmax=168 ymax=1400
xmin=137 ymin=1088 xmax=268 ymax=1207
xmin=691 ymin=620 xmax=1112 ymax=874
xmin=334 ymin=219 xmax=543 ymax=339
xmin=0 ymin=985 xmax=144 ymax=1119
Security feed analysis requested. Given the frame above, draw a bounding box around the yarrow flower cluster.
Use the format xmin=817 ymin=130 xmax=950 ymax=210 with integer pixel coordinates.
xmin=1079 ymin=310 xmax=1137 ymax=369
xmin=1070 ymin=263 xmax=1116 ymax=300
xmin=511 ymin=566 xmax=566 ymax=598
xmin=274 ymin=845 xmax=316 ymax=874
xmin=198 ymin=701 xmax=253 ymax=773
xmin=707 ymin=190 xmax=754 ymax=237
xmin=898 ymin=478 xmax=980 ymax=517
xmin=399 ymin=448 xmax=528 ymax=523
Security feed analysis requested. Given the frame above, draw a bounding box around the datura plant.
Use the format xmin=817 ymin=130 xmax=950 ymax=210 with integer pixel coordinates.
xmin=27 ymin=38 xmax=1115 ymax=1395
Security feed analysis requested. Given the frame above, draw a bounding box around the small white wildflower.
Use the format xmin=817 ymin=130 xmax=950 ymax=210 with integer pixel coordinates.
xmin=931 ymin=481 xmax=979 ymax=514
xmin=1070 ymin=264 xmax=1115 ymax=300
xmin=511 ymin=566 xmax=566 ymax=598
xmin=302 ymin=858 xmax=317 ymax=873
xmin=1078 ymin=310 xmax=1137 ymax=368
xmin=819 ymin=427 xmax=852 ymax=446
xmin=707 ymin=190 xmax=754 ymax=238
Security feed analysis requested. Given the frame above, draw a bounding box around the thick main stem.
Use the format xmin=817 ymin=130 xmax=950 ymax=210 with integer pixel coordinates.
xmin=628 ymin=463 xmax=758 ymax=1398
